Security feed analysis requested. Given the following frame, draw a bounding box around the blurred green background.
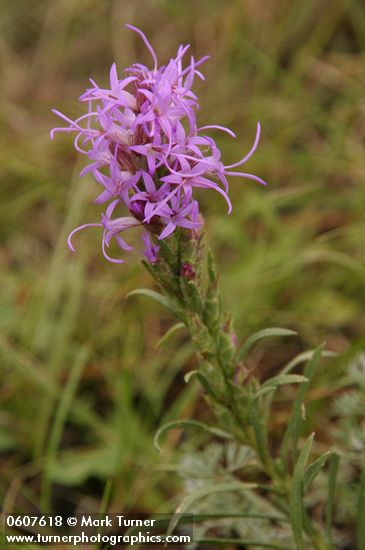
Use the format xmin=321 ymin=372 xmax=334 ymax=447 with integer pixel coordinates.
xmin=1 ymin=0 xmax=365 ymax=536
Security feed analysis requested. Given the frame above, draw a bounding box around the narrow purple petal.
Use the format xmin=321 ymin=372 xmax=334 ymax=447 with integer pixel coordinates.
xmin=224 ymin=171 xmax=267 ymax=186
xmin=198 ymin=125 xmax=236 ymax=138
xmin=225 ymin=122 xmax=261 ymax=169
xmin=67 ymin=223 xmax=103 ymax=252
xmin=102 ymin=234 xmax=125 ymax=264
xmin=126 ymin=24 xmax=158 ymax=70
xmin=158 ymin=222 xmax=176 ymax=240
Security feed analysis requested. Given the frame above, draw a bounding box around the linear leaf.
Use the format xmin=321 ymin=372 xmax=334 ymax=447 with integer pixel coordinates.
xmin=304 ymin=452 xmax=331 ymax=493
xmin=183 ymin=370 xmax=222 ymax=401
xmin=281 ymin=345 xmax=324 ymax=460
xmin=126 ymin=288 xmax=175 ymax=313
xmin=280 ymin=349 xmax=336 ymax=376
xmin=326 ymin=453 xmax=340 ymax=546
xmin=207 ymin=247 xmax=217 ymax=283
xmin=249 ymin=398 xmax=270 ymax=469
xmin=259 ymin=378 xmax=307 ymax=471
xmin=156 ymin=322 xmax=185 ymax=348
xmin=290 ymin=433 xmax=315 ymax=550
xmin=262 ymin=374 xmax=309 ymax=389
xmin=168 ymin=481 xmax=257 ymax=535
xmin=154 ymin=420 xmax=232 ymax=453
xmin=254 ymin=386 xmax=276 ymax=400
xmin=238 ymin=328 xmax=297 ymax=361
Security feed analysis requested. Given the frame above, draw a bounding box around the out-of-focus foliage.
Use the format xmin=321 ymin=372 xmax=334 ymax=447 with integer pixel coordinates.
xmin=1 ymin=1 xmax=365 ymax=548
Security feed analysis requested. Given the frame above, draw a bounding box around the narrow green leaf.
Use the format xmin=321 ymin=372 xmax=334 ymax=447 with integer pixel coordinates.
xmin=99 ymin=478 xmax=113 ymax=516
xmin=168 ymin=481 xmax=257 ymax=535
xmin=255 ymin=374 xmax=308 ymax=436
xmin=290 ymin=433 xmax=315 ymax=550
xmin=304 ymin=452 xmax=331 ymax=493
xmin=184 ymin=370 xmax=221 ymax=403
xmin=280 ymin=349 xmax=337 ymax=376
xmin=357 ymin=461 xmax=365 ymax=550
xmin=262 ymin=374 xmax=309 ymax=390
xmin=238 ymin=328 xmax=297 ymax=361
xmin=156 ymin=238 xmax=177 ymax=267
xmin=207 ymin=247 xmax=217 ymax=283
xmin=180 ymin=278 xmax=204 ymax=314
xmin=249 ymin=398 xmax=270 ymax=469
xmin=281 ymin=345 xmax=324 ymax=460
xmin=217 ymin=331 xmax=235 ymax=371
xmin=255 ymin=374 xmax=308 ymax=433
xmin=126 ymin=288 xmax=175 ymax=313
xmin=326 ymin=453 xmax=340 ymax=544
xmin=203 ymin=286 xmax=220 ymax=335
xmin=153 ymin=419 xmax=232 ymax=453
xmin=188 ymin=318 xmax=216 ymax=356
xmin=156 ymin=322 xmax=185 ymax=348
xmin=254 ymin=386 xmax=276 ymax=399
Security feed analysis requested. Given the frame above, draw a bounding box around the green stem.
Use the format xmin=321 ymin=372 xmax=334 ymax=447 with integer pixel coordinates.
xmin=146 ymin=232 xmax=329 ymax=550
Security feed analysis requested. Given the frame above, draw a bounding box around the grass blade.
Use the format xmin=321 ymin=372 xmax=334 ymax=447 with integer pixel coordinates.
xmin=249 ymin=397 xmax=271 ymax=470
xmin=290 ymin=433 xmax=314 ymax=550
xmin=304 ymin=452 xmax=331 ymax=493
xmin=40 ymin=346 xmax=89 ymax=512
xmin=325 ymin=453 xmax=340 ymax=547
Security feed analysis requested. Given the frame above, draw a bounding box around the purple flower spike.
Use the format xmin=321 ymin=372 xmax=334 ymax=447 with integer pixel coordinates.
xmin=52 ymin=25 xmax=266 ymax=264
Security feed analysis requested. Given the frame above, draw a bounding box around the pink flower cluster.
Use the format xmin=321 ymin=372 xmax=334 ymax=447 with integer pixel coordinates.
xmin=51 ymin=25 xmax=266 ymax=264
